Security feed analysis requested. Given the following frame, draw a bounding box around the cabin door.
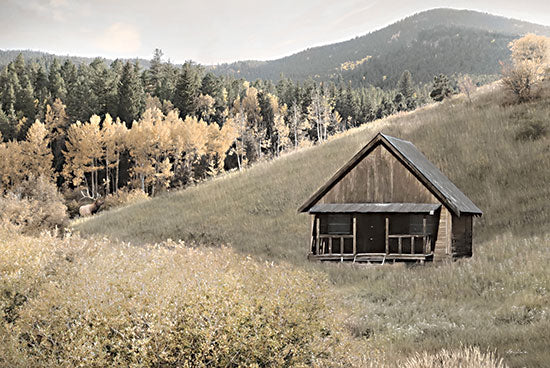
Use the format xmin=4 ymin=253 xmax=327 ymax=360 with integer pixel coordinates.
xmin=357 ymin=214 xmax=386 ymax=253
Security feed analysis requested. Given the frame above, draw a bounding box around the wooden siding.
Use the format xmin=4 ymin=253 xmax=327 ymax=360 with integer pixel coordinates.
xmin=452 ymin=215 xmax=473 ymax=257
xmin=433 ymin=207 xmax=452 ymax=262
xmin=318 ymin=145 xmax=440 ymax=205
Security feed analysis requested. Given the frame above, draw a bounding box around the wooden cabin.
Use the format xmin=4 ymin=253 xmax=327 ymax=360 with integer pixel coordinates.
xmin=298 ymin=133 xmax=482 ymax=263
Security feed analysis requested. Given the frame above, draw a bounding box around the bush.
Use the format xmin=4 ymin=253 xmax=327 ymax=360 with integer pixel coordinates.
xmin=0 ymin=231 xmax=362 ymax=368
xmin=103 ymin=188 xmax=149 ymax=210
xmin=0 ymin=176 xmax=68 ymax=234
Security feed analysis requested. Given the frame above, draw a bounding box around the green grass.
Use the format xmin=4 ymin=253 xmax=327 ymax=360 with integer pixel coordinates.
xmin=74 ymin=84 xmax=550 ymax=367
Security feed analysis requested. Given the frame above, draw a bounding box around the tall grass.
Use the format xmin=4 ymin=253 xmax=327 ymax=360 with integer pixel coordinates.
xmin=73 ymin=84 xmax=550 ymax=367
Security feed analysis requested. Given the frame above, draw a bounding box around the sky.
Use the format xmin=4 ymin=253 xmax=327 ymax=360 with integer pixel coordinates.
xmin=1 ymin=0 xmax=550 ymax=65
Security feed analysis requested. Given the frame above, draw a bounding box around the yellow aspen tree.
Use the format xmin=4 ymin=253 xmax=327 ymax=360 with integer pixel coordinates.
xmin=63 ymin=122 xmax=88 ymax=189
xmin=196 ymin=93 xmax=216 ymax=122
xmin=23 ymin=120 xmax=54 ymax=182
xmin=151 ymin=109 xmax=173 ymax=194
xmin=503 ymin=34 xmax=550 ymax=102
xmin=166 ymin=110 xmax=186 ymax=183
xmin=85 ymin=115 xmax=104 ymax=197
xmin=102 ymin=116 xmax=127 ymax=194
xmin=126 ymin=110 xmax=156 ymax=192
xmin=230 ymin=100 xmax=249 ymax=170
xmin=63 ymin=117 xmax=103 ymax=197
xmin=44 ymin=98 xmax=69 ymax=173
xmin=289 ymin=103 xmax=310 ymax=149
xmin=180 ymin=115 xmax=208 ymax=182
xmin=268 ymin=94 xmax=290 ymax=156
xmin=44 ymin=98 xmax=69 ymax=142
xmin=0 ymin=141 xmax=25 ymax=189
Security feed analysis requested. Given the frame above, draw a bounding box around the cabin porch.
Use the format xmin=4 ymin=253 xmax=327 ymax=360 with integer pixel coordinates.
xmin=307 ymin=203 xmax=440 ymax=263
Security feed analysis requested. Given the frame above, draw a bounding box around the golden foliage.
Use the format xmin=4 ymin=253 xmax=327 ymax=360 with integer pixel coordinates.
xmin=340 ymin=56 xmax=372 ymax=71
xmin=0 ymin=231 xmax=366 ymax=367
xmin=0 ymin=176 xmax=68 ymax=234
xmin=502 ymin=34 xmax=550 ymax=102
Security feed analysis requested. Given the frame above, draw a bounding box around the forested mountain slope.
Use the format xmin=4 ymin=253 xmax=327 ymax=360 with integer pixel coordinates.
xmin=211 ymin=8 xmax=550 ymax=87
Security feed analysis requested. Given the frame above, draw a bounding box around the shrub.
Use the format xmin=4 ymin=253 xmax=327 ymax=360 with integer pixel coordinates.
xmin=103 ymin=188 xmax=149 ymax=210
xmin=0 ymin=232 xmax=363 ymax=368
xmin=0 ymin=176 xmax=68 ymax=234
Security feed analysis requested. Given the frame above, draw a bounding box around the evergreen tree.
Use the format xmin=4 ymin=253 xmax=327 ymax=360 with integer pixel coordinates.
xmin=144 ymin=48 xmax=164 ymax=97
xmin=15 ymin=74 xmax=37 ymax=132
xmin=66 ymin=65 xmax=96 ymax=123
xmin=0 ymin=107 xmax=13 ymax=141
xmin=430 ymin=74 xmax=453 ymax=102
xmin=117 ymin=61 xmax=145 ymax=125
xmin=397 ymin=70 xmax=417 ymax=110
xmin=173 ymin=62 xmax=202 ymax=119
xmin=48 ymin=59 xmax=66 ymax=101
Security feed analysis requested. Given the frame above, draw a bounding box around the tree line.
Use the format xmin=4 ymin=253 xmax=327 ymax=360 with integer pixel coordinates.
xmin=0 ymin=50 xmax=457 ymax=197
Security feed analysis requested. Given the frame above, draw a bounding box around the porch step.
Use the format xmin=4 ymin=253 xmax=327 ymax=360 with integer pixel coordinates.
xmin=308 ymin=253 xmax=433 ymax=263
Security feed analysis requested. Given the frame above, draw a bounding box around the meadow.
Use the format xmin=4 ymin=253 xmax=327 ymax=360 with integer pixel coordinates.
xmin=73 ymin=83 xmax=550 ymax=367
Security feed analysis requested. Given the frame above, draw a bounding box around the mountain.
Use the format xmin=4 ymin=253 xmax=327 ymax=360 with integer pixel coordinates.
xmin=210 ymin=8 xmax=550 ymax=87
xmin=3 ymin=8 xmax=550 ymax=89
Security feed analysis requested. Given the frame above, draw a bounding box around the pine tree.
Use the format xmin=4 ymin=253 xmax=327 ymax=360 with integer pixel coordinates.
xmin=173 ymin=62 xmax=202 ymax=119
xmin=48 ymin=59 xmax=66 ymax=101
xmin=397 ymin=70 xmax=417 ymax=110
xmin=15 ymin=75 xmax=37 ymax=129
xmin=117 ymin=61 xmax=145 ymax=125
xmin=430 ymin=74 xmax=453 ymax=102
xmin=145 ymin=49 xmax=164 ymax=97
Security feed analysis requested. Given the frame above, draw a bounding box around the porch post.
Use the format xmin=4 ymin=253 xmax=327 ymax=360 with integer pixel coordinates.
xmin=385 ymin=217 xmax=389 ymax=254
xmin=310 ymin=215 xmax=315 ymax=254
xmin=423 ymin=217 xmax=427 ymax=253
xmin=352 ymin=215 xmax=357 ymax=255
xmin=315 ymin=216 xmax=320 ymax=255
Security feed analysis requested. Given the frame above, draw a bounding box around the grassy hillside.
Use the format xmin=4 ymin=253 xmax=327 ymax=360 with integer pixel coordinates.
xmin=75 ymin=83 xmax=550 ymax=259
xmin=75 ymin=83 xmax=550 ymax=367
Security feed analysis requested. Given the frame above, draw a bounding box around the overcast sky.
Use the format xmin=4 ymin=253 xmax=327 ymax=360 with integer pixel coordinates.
xmin=1 ymin=0 xmax=550 ymax=65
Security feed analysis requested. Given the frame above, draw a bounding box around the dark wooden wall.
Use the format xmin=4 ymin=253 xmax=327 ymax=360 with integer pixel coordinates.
xmin=451 ymin=215 xmax=473 ymax=257
xmin=318 ymin=145 xmax=439 ymax=205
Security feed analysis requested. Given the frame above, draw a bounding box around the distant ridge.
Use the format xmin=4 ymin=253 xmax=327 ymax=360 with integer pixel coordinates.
xmin=0 ymin=49 xmax=152 ymax=70
xmin=2 ymin=8 xmax=550 ymax=88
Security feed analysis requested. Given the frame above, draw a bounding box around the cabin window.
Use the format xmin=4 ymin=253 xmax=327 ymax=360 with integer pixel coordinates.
xmin=326 ymin=214 xmax=352 ymax=235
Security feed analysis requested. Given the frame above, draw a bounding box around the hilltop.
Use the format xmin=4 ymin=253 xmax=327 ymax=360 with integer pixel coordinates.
xmin=211 ymin=8 xmax=550 ymax=86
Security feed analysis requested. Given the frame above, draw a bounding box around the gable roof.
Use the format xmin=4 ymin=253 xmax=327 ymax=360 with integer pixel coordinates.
xmin=298 ymin=133 xmax=482 ymax=216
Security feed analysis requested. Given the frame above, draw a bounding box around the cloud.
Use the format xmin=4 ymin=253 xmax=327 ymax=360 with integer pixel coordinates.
xmin=95 ymin=22 xmax=142 ymax=55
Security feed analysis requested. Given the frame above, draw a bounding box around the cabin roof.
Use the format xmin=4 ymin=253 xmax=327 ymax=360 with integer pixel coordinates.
xmin=309 ymin=203 xmax=441 ymax=214
xmin=298 ymin=133 xmax=482 ymax=216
